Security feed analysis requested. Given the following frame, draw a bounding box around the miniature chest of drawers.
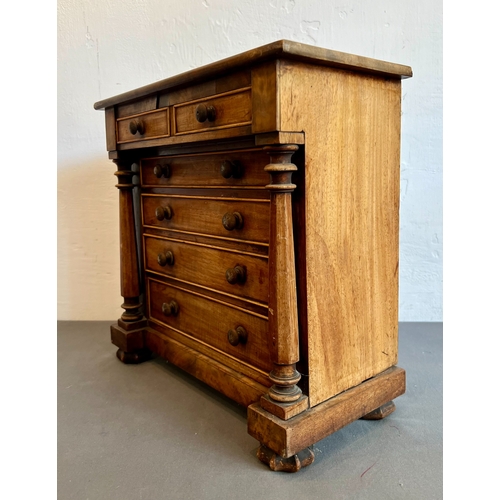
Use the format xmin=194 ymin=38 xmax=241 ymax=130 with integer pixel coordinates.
xmin=95 ymin=40 xmax=412 ymax=472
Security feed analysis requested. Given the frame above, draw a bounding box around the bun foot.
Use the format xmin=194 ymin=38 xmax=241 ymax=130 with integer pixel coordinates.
xmin=116 ymin=348 xmax=152 ymax=364
xmin=360 ymin=400 xmax=396 ymax=420
xmin=257 ymin=444 xmax=314 ymax=472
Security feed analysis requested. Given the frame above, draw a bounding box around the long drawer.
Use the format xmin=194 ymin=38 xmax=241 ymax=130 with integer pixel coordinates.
xmin=148 ymin=279 xmax=272 ymax=372
xmin=144 ymin=235 xmax=269 ymax=304
xmin=140 ymin=150 xmax=271 ymax=188
xmin=142 ymin=194 xmax=270 ymax=244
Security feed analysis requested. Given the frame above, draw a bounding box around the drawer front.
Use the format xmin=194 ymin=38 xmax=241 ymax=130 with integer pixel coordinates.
xmin=144 ymin=235 xmax=269 ymax=303
xmin=148 ymin=279 xmax=272 ymax=372
xmin=142 ymin=195 xmax=270 ymax=244
xmin=173 ymin=88 xmax=251 ymax=135
xmin=141 ymin=151 xmax=270 ymax=188
xmin=117 ymin=108 xmax=170 ymax=143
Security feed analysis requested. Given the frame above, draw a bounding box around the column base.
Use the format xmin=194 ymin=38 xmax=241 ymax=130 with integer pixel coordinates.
xmin=110 ymin=319 xmax=150 ymax=363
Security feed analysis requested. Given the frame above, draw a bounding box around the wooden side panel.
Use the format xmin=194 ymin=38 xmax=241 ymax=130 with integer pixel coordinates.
xmin=278 ymin=60 xmax=401 ymax=406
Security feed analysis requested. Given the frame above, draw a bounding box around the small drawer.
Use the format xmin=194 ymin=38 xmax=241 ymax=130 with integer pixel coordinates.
xmin=141 ymin=150 xmax=270 ymax=188
xmin=173 ymin=88 xmax=251 ymax=136
xmin=144 ymin=235 xmax=269 ymax=303
xmin=142 ymin=195 xmax=270 ymax=244
xmin=116 ymin=108 xmax=170 ymax=143
xmin=148 ymin=279 xmax=271 ymax=372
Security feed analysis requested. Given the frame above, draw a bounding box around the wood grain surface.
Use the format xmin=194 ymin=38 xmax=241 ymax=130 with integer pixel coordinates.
xmin=278 ymin=60 xmax=401 ymax=406
xmin=173 ymin=88 xmax=252 ymax=135
xmin=148 ymin=279 xmax=271 ymax=372
xmin=143 ymin=234 xmax=269 ymax=303
xmin=116 ymin=108 xmax=170 ymax=144
xmin=141 ymin=194 xmax=270 ymax=243
xmin=140 ymin=149 xmax=270 ymax=188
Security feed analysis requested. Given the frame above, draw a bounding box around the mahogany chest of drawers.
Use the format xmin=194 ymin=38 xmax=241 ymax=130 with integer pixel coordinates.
xmin=94 ymin=40 xmax=412 ymax=472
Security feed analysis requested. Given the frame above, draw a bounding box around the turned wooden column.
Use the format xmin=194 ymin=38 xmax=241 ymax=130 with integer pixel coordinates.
xmin=110 ymin=159 xmax=149 ymax=364
xmin=113 ymin=159 xmax=143 ymax=322
xmin=261 ymin=145 xmax=308 ymax=420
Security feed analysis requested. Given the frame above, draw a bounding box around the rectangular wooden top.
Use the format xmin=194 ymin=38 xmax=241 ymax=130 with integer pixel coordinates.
xmin=94 ymin=39 xmax=412 ymax=110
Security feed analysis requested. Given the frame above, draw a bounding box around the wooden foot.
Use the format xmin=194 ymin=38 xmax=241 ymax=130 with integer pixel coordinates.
xmin=116 ymin=349 xmax=152 ymax=365
xmin=116 ymin=348 xmax=151 ymax=364
xmin=360 ymin=400 xmax=396 ymax=420
xmin=257 ymin=444 xmax=314 ymax=473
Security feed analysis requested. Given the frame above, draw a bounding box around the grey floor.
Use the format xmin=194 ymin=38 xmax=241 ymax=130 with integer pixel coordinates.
xmin=58 ymin=322 xmax=442 ymax=500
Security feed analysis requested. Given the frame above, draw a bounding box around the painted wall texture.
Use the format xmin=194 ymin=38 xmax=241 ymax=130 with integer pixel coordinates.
xmin=58 ymin=0 xmax=442 ymax=321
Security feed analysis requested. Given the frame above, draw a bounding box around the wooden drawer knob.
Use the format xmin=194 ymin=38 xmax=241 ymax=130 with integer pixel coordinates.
xmin=226 ymin=265 xmax=246 ymax=285
xmin=129 ymin=120 xmax=145 ymax=135
xmin=222 ymin=212 xmax=243 ymax=231
xmin=153 ymin=164 xmax=171 ymax=179
xmin=195 ymin=103 xmax=216 ymax=123
xmin=157 ymin=250 xmax=174 ymax=267
xmin=161 ymin=300 xmax=179 ymax=316
xmin=220 ymin=160 xmax=243 ymax=179
xmin=227 ymin=326 xmax=247 ymax=346
xmin=155 ymin=205 xmax=173 ymax=221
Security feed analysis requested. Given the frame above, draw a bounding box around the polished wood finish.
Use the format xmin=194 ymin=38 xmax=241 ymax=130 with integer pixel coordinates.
xmin=116 ymin=108 xmax=170 ymax=144
xmin=96 ymin=40 xmax=410 ymax=472
xmin=143 ymin=235 xmax=269 ymax=303
xmin=141 ymin=195 xmax=270 ymax=243
xmin=173 ymin=88 xmax=252 ymax=135
xmin=117 ymin=124 xmax=253 ymax=151
xmin=113 ymin=160 xmax=142 ymax=323
xmin=148 ymin=279 xmax=271 ymax=372
xmin=140 ymin=149 xmax=270 ymax=188
xmin=263 ymin=146 xmax=304 ymax=411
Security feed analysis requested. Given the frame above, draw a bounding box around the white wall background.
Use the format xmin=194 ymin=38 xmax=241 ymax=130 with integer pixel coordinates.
xmin=57 ymin=0 xmax=442 ymax=321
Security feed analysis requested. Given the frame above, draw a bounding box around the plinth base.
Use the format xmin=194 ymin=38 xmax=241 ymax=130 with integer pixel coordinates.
xmin=248 ymin=366 xmax=405 ymax=463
